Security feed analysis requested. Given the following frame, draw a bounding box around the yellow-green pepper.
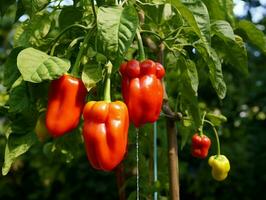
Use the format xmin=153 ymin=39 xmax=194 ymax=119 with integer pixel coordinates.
xmin=208 ymin=155 xmax=230 ymax=181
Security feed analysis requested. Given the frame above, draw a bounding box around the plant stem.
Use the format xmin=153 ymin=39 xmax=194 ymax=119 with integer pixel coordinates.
xmin=136 ymin=128 xmax=140 ymax=200
xmin=199 ymin=111 xmax=207 ymax=137
xmin=103 ymin=62 xmax=112 ymax=102
xmin=71 ymin=30 xmax=92 ymax=76
xmin=153 ymin=122 xmax=158 ymax=200
xmin=204 ymin=120 xmax=221 ymax=155
xmin=136 ymin=29 xmax=145 ymax=61
xmin=159 ymin=43 xmax=180 ymax=200
xmin=140 ymin=30 xmax=162 ymax=41
xmin=90 ymin=0 xmax=97 ymax=21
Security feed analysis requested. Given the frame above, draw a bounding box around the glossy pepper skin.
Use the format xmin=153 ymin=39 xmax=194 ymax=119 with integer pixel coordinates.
xmin=119 ymin=59 xmax=165 ymax=127
xmin=208 ymin=155 xmax=230 ymax=181
xmin=46 ymin=74 xmax=87 ymax=137
xmin=191 ymin=133 xmax=211 ymax=158
xmin=82 ymin=101 xmax=129 ymax=171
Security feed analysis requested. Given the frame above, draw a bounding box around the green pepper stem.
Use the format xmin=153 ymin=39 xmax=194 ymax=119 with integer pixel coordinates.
xmin=71 ymin=30 xmax=92 ymax=77
xmin=199 ymin=111 xmax=207 ymax=137
xmin=136 ymin=29 xmax=145 ymax=61
xmin=103 ymin=62 xmax=113 ymax=102
xmin=204 ymin=120 xmax=221 ymax=156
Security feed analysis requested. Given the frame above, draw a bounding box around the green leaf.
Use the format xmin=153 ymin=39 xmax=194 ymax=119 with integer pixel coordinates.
xmin=14 ymin=11 xmax=54 ymax=47
xmin=17 ymin=48 xmax=71 ymax=83
xmin=206 ymin=112 xmax=227 ymax=126
xmin=237 ymin=20 xmax=266 ymax=54
xmin=202 ymin=0 xmax=235 ymax=26
xmin=211 ymin=20 xmax=235 ymax=41
xmin=2 ymin=131 xmax=37 ymax=175
xmin=171 ymin=0 xmax=210 ymax=44
xmin=178 ymin=57 xmax=201 ymax=127
xmin=97 ymin=5 xmax=139 ymax=68
xmin=82 ymin=64 xmax=102 ymax=91
xmin=195 ymin=44 xmax=226 ymax=99
xmin=178 ymin=123 xmax=193 ymax=150
xmin=8 ymin=79 xmax=30 ymax=113
xmin=3 ymin=47 xmax=24 ymax=89
xmin=59 ymin=6 xmax=82 ymax=29
xmin=184 ymin=59 xmax=198 ymax=94
xmin=22 ymin=0 xmax=50 ymax=16
xmin=213 ymin=35 xmax=248 ymax=75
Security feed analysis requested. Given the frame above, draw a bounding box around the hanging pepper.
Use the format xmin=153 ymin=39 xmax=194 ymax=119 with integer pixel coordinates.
xmin=119 ymin=59 xmax=165 ymax=127
xmin=35 ymin=113 xmax=51 ymax=142
xmin=208 ymin=155 xmax=230 ymax=181
xmin=191 ymin=133 xmax=211 ymax=159
xmin=46 ymin=74 xmax=87 ymax=137
xmin=83 ymin=63 xmax=129 ymax=171
xmin=82 ymin=101 xmax=129 ymax=171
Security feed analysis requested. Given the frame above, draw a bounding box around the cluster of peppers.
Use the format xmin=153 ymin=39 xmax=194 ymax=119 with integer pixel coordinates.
xmin=37 ymin=59 xmax=165 ymax=171
xmin=35 ymin=56 xmax=230 ymax=180
xmin=190 ymin=113 xmax=230 ymax=181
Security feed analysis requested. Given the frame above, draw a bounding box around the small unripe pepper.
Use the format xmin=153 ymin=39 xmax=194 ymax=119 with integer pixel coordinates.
xmin=35 ymin=113 xmax=51 ymax=142
xmin=191 ymin=133 xmax=211 ymax=159
xmin=208 ymin=155 xmax=230 ymax=181
xmin=46 ymin=74 xmax=87 ymax=137
xmin=119 ymin=59 xmax=165 ymax=127
xmin=82 ymin=101 xmax=129 ymax=171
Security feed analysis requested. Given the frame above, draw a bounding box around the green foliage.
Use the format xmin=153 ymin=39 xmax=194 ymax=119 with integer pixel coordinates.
xmin=96 ymin=5 xmax=139 ymax=68
xmin=2 ymin=131 xmax=37 ymax=175
xmin=236 ymin=20 xmax=266 ymax=54
xmin=3 ymin=47 xmax=24 ymax=89
xmin=17 ymin=48 xmax=71 ymax=83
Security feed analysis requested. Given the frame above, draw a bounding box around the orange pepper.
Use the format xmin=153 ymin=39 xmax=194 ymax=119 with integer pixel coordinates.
xmin=82 ymin=101 xmax=129 ymax=171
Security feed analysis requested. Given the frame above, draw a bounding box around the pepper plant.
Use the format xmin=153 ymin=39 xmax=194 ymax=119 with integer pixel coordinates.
xmin=0 ymin=0 xmax=266 ymax=200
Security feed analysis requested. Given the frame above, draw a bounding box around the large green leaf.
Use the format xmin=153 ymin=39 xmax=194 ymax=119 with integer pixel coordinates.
xmin=17 ymin=48 xmax=71 ymax=83
xmin=82 ymin=64 xmax=102 ymax=91
xmin=213 ymin=35 xmax=248 ymax=75
xmin=2 ymin=131 xmax=37 ymax=175
xmin=3 ymin=47 xmax=24 ymax=89
xmin=171 ymin=0 xmax=210 ymax=45
xmin=178 ymin=56 xmax=201 ymax=127
xmin=96 ymin=5 xmax=139 ymax=67
xmin=237 ymin=20 xmax=266 ymax=54
xmin=183 ymin=59 xmax=199 ymax=94
xmin=195 ymin=43 xmax=226 ymax=99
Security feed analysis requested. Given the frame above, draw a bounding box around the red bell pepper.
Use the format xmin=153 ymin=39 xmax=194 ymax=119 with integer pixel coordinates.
xmin=191 ymin=133 xmax=211 ymax=159
xmin=46 ymin=74 xmax=87 ymax=137
xmin=119 ymin=59 xmax=165 ymax=127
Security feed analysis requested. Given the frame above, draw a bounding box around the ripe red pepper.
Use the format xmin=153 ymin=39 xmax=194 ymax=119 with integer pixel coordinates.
xmin=46 ymin=74 xmax=87 ymax=137
xmin=119 ymin=59 xmax=165 ymax=127
xmin=191 ymin=133 xmax=211 ymax=158
xmin=82 ymin=101 xmax=129 ymax=171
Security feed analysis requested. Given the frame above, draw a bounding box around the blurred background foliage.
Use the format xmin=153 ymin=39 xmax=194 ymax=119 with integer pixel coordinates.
xmin=0 ymin=0 xmax=266 ymax=199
